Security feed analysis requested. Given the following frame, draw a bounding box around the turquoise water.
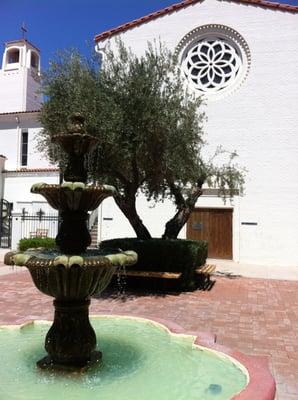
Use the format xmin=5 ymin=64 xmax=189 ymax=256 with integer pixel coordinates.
xmin=0 ymin=316 xmax=247 ymax=400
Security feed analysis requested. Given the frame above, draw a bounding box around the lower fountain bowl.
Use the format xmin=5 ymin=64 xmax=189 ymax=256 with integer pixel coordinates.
xmin=9 ymin=248 xmax=137 ymax=300
xmin=0 ymin=315 xmax=275 ymax=400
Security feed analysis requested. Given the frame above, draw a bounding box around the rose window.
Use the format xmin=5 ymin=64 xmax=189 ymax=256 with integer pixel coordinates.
xmin=182 ymin=38 xmax=242 ymax=93
xmin=177 ymin=26 xmax=251 ymax=99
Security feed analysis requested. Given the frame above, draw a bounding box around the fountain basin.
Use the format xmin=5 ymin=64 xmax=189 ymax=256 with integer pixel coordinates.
xmin=31 ymin=182 xmax=116 ymax=211
xmin=0 ymin=315 xmax=275 ymax=400
xmin=10 ymin=248 xmax=137 ymax=299
xmin=5 ymin=249 xmax=138 ymax=368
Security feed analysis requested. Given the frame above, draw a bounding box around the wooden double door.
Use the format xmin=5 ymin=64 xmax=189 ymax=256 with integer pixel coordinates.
xmin=187 ymin=208 xmax=233 ymax=259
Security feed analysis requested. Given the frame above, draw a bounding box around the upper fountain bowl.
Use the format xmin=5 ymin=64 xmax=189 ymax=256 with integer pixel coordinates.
xmin=51 ymin=114 xmax=99 ymax=183
xmin=52 ymin=113 xmax=98 ymax=157
xmin=31 ymin=182 xmax=116 ymax=211
xmin=52 ymin=133 xmax=98 ymax=157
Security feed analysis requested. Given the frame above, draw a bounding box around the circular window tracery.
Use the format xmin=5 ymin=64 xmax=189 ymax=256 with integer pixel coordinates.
xmin=184 ymin=38 xmax=242 ymax=92
xmin=177 ymin=25 xmax=251 ymax=100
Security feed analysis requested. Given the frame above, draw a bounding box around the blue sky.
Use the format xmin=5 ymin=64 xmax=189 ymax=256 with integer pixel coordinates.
xmin=1 ymin=0 xmax=297 ymax=69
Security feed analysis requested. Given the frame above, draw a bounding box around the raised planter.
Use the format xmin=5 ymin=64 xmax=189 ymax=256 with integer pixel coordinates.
xmin=100 ymin=238 xmax=208 ymax=291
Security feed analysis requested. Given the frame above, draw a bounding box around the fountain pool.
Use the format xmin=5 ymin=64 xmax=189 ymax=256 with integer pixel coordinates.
xmin=0 ymin=315 xmax=250 ymax=400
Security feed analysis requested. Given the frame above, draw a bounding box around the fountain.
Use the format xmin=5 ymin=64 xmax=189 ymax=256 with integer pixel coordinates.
xmin=2 ymin=114 xmax=276 ymax=399
xmin=6 ymin=114 xmax=138 ymax=370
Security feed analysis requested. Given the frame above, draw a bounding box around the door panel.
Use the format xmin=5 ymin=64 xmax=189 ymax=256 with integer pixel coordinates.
xmin=187 ymin=208 xmax=233 ymax=259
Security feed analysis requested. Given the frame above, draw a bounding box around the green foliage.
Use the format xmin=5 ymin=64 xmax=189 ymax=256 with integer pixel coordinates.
xmin=18 ymin=237 xmax=56 ymax=252
xmin=88 ymin=41 xmax=205 ymax=199
xmin=198 ymin=146 xmax=245 ymax=200
xmin=38 ymin=49 xmax=104 ymax=166
xmin=40 ymin=50 xmax=101 ymax=135
xmin=100 ymin=238 xmax=208 ymax=290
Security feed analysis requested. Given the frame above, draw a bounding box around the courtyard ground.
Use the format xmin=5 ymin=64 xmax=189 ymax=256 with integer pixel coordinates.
xmin=0 ymin=261 xmax=297 ymax=399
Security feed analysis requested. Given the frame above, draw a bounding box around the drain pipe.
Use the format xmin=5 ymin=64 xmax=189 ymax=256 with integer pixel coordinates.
xmin=16 ymin=115 xmax=20 ymax=168
xmin=98 ymin=204 xmax=103 ymax=244
xmin=0 ymin=155 xmax=7 ymax=199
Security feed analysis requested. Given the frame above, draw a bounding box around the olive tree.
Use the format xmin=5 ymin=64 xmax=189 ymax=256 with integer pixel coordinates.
xmin=39 ymin=41 xmax=245 ymax=240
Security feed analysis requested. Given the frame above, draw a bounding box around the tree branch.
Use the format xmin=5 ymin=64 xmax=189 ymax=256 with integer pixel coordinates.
xmin=168 ymin=180 xmax=186 ymax=209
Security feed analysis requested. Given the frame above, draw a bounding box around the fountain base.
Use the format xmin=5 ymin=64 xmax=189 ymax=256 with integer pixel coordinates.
xmin=40 ymin=299 xmax=100 ymax=370
xmin=37 ymin=351 xmax=102 ymax=372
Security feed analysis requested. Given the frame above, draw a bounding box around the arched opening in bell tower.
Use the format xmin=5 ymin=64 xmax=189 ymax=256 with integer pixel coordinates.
xmin=6 ymin=48 xmax=20 ymax=64
xmin=30 ymin=51 xmax=39 ymax=69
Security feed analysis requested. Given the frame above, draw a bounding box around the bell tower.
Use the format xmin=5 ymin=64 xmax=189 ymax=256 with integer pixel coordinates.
xmin=0 ymin=39 xmax=42 ymax=113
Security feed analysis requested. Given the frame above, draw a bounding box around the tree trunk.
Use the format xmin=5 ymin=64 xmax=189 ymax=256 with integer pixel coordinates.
xmin=162 ymin=185 xmax=203 ymax=240
xmin=114 ymin=194 xmax=152 ymax=240
xmin=162 ymin=207 xmax=193 ymax=239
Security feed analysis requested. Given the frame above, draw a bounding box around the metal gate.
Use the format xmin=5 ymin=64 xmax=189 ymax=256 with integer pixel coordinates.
xmin=20 ymin=209 xmax=59 ymax=239
xmin=0 ymin=199 xmax=13 ymax=248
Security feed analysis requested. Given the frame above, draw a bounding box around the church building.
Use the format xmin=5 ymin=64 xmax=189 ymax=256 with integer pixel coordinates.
xmin=94 ymin=0 xmax=298 ymax=266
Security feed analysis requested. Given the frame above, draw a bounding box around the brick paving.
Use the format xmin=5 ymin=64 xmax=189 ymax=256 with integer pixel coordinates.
xmin=0 ymin=268 xmax=298 ymax=399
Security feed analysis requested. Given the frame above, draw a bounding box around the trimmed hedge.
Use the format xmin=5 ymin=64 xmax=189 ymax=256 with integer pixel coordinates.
xmin=100 ymin=238 xmax=208 ymax=291
xmin=18 ymin=237 xmax=56 ymax=252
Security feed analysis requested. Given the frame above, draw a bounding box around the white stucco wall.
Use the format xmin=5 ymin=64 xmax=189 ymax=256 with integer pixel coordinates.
xmin=25 ymin=70 xmax=43 ymax=111
xmin=3 ymin=171 xmax=59 ymax=213
xmin=98 ymin=194 xmax=179 ymax=242
xmin=96 ymin=0 xmax=298 ymax=266
xmin=0 ymin=70 xmax=25 ymax=113
xmin=0 ymin=68 xmax=41 ymax=113
xmin=0 ymin=113 xmax=58 ymax=214
xmin=0 ymin=113 xmax=51 ymax=170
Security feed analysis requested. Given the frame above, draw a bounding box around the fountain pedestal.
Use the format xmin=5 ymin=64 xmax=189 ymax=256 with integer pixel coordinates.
xmin=38 ymin=299 xmax=101 ymax=370
xmin=56 ymin=211 xmax=91 ymax=254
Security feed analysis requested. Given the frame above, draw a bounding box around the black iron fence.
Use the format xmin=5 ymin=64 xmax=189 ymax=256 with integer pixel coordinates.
xmin=0 ymin=199 xmax=13 ymax=248
xmin=1 ymin=208 xmax=94 ymax=248
xmin=20 ymin=209 xmax=60 ymax=239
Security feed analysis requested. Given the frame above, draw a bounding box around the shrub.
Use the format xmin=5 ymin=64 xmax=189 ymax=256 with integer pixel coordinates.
xmin=18 ymin=237 xmax=56 ymax=252
xmin=100 ymin=238 xmax=208 ymax=291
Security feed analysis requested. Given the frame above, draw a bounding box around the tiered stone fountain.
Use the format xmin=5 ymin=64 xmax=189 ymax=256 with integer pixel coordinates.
xmin=8 ymin=114 xmax=137 ymax=370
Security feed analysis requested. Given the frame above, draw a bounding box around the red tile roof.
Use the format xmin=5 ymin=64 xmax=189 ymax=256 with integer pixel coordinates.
xmin=95 ymin=0 xmax=298 ymax=42
xmin=0 ymin=110 xmax=40 ymax=116
xmin=3 ymin=168 xmax=59 ymax=174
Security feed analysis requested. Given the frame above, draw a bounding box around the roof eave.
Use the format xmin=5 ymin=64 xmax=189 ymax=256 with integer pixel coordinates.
xmin=94 ymin=0 xmax=298 ymax=43
xmin=0 ymin=110 xmax=40 ymax=117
